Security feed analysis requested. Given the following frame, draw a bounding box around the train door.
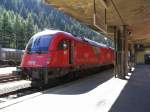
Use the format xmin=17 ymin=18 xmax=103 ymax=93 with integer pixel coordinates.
xmin=57 ymin=39 xmax=73 ymax=66
xmin=57 ymin=39 xmax=69 ymax=66
xmin=68 ymin=40 xmax=74 ymax=65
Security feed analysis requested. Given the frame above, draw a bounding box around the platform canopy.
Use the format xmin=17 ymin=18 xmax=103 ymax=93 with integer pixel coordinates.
xmin=44 ymin=0 xmax=150 ymax=44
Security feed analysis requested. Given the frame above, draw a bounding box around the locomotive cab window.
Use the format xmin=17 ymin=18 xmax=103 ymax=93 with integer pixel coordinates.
xmin=57 ymin=40 xmax=69 ymax=50
xmin=26 ymin=35 xmax=53 ymax=53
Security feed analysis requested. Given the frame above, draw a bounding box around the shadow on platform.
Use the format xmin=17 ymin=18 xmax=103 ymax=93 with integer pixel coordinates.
xmin=109 ymin=64 xmax=150 ymax=112
xmin=43 ymin=69 xmax=113 ymax=95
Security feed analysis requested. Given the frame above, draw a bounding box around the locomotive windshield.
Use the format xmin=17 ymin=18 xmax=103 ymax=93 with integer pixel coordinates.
xmin=26 ymin=35 xmax=53 ymax=53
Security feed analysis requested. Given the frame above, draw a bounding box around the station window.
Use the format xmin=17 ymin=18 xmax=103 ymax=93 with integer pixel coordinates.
xmin=57 ymin=40 xmax=69 ymax=50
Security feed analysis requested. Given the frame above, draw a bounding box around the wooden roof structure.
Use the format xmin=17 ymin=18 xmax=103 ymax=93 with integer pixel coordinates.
xmin=44 ymin=0 xmax=150 ymax=44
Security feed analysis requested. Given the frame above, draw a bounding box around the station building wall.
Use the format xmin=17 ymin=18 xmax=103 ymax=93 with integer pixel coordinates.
xmin=136 ymin=47 xmax=150 ymax=64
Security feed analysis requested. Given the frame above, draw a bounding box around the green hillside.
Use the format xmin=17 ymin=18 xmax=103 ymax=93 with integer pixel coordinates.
xmin=0 ymin=0 xmax=113 ymax=49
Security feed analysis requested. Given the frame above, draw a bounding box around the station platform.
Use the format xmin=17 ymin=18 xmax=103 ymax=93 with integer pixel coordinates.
xmin=0 ymin=67 xmax=31 ymax=95
xmin=0 ymin=65 xmax=150 ymax=112
xmin=0 ymin=80 xmax=31 ymax=95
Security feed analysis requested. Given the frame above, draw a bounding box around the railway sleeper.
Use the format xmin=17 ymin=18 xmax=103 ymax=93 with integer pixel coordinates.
xmin=0 ymin=75 xmax=20 ymax=83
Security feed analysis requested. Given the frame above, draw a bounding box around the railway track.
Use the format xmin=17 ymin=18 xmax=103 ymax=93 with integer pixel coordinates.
xmin=0 ymin=74 xmax=20 ymax=83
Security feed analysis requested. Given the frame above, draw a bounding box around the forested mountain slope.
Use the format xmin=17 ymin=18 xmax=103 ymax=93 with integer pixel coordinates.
xmin=0 ymin=0 xmax=112 ymax=49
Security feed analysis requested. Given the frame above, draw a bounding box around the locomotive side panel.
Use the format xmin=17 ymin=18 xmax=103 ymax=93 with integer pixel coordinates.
xmin=106 ymin=48 xmax=114 ymax=64
xmin=109 ymin=48 xmax=114 ymax=64
xmin=74 ymin=41 xmax=101 ymax=68
xmin=90 ymin=45 xmax=100 ymax=64
xmin=49 ymin=33 xmax=74 ymax=67
xmin=98 ymin=47 xmax=106 ymax=64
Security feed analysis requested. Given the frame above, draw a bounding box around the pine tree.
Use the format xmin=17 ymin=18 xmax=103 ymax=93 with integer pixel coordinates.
xmin=1 ymin=11 xmax=13 ymax=47
xmin=25 ymin=13 xmax=38 ymax=44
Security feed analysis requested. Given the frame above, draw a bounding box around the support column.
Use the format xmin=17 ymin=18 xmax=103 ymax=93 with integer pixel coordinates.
xmin=128 ymin=43 xmax=132 ymax=71
xmin=128 ymin=42 xmax=136 ymax=70
xmin=130 ymin=43 xmax=136 ymax=68
xmin=114 ymin=25 xmax=128 ymax=79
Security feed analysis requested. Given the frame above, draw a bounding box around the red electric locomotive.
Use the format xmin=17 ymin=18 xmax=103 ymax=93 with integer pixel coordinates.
xmin=20 ymin=30 xmax=114 ymax=85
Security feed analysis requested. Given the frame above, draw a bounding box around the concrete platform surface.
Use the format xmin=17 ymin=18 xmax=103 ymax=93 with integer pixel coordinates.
xmin=109 ymin=65 xmax=150 ymax=112
xmin=0 ymin=65 xmax=150 ymax=112
xmin=0 ymin=80 xmax=31 ymax=95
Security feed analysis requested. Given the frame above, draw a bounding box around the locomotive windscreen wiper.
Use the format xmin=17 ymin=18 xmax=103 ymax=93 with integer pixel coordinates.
xmin=35 ymin=50 xmax=42 ymax=54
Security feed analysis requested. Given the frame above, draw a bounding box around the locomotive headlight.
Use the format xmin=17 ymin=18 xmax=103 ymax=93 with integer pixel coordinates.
xmin=46 ymin=57 xmax=51 ymax=64
xmin=28 ymin=60 xmax=36 ymax=65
